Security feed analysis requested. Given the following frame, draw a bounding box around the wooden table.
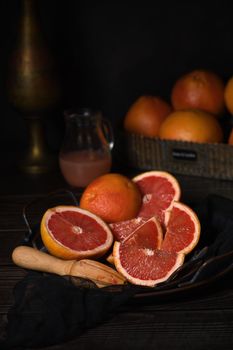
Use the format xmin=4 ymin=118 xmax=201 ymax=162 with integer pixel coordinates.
xmin=1 ymin=161 xmax=233 ymax=349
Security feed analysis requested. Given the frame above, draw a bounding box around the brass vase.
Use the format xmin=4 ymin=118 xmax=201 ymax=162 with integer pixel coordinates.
xmin=7 ymin=0 xmax=61 ymax=174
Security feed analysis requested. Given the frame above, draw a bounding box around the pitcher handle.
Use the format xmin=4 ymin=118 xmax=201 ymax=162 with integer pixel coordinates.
xmin=102 ymin=118 xmax=114 ymax=150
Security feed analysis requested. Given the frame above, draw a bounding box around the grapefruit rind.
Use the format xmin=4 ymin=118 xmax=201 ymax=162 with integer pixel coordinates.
xmin=113 ymin=241 xmax=185 ymax=287
xmin=41 ymin=205 xmax=113 ymax=260
xmin=106 ymin=252 xmax=115 ymax=265
xmin=163 ymin=201 xmax=201 ymax=255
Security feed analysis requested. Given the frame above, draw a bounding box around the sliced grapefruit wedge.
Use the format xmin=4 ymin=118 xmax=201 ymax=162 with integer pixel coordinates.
xmin=113 ymin=201 xmax=200 ymax=287
xmin=109 ymin=217 xmax=146 ymax=242
xmin=122 ymin=216 xmax=164 ymax=246
xmin=41 ymin=206 xmax=113 ymax=260
xmin=162 ymin=201 xmax=201 ymax=254
xmin=108 ymin=217 xmax=161 ymax=265
xmin=113 ymin=217 xmax=184 ymax=287
xmin=133 ymin=171 xmax=181 ymax=224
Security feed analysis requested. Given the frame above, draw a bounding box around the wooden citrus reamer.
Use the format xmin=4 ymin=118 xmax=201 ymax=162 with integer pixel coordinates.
xmin=12 ymin=246 xmax=126 ymax=288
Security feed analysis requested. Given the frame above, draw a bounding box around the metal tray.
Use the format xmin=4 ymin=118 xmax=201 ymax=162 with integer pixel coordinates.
xmin=20 ymin=189 xmax=233 ymax=303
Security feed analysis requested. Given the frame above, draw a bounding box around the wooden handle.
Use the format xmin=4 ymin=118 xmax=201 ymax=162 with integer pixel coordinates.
xmin=71 ymin=259 xmax=126 ymax=286
xmin=12 ymin=246 xmax=74 ymax=276
xmin=12 ymin=246 xmax=126 ymax=287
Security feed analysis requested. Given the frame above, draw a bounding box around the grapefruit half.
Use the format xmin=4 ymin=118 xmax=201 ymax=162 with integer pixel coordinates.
xmin=162 ymin=201 xmax=201 ymax=254
xmin=41 ymin=206 xmax=113 ymax=260
xmin=133 ymin=171 xmax=181 ymax=224
xmin=113 ymin=217 xmax=184 ymax=287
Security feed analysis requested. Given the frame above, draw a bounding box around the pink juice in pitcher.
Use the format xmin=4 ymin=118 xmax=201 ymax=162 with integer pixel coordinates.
xmin=59 ymin=150 xmax=112 ymax=188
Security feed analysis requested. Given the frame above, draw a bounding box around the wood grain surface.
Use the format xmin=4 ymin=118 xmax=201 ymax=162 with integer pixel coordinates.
xmin=1 ymin=170 xmax=233 ymax=349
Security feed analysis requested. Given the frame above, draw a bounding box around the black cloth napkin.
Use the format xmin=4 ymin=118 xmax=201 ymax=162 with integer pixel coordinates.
xmin=2 ymin=194 xmax=233 ymax=349
xmin=1 ymin=273 xmax=135 ymax=349
xmin=192 ymin=194 xmax=233 ymax=257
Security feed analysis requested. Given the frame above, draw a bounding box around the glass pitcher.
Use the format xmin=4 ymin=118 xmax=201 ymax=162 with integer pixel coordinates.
xmin=59 ymin=108 xmax=114 ymax=188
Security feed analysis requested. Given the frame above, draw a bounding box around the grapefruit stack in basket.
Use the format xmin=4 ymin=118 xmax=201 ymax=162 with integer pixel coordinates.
xmin=40 ymin=171 xmax=201 ymax=288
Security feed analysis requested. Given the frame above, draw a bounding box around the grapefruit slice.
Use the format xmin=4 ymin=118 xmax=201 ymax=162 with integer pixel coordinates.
xmin=109 ymin=217 xmax=146 ymax=242
xmin=113 ymin=217 xmax=184 ymax=287
xmin=108 ymin=217 xmax=162 ymax=265
xmin=40 ymin=206 xmax=113 ymax=260
xmin=122 ymin=216 xmax=164 ymax=247
xmin=162 ymin=201 xmax=201 ymax=254
xmin=133 ymin=171 xmax=181 ymax=224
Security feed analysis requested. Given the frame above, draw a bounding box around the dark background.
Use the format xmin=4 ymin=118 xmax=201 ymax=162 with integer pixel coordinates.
xmin=1 ymin=0 xmax=233 ymax=157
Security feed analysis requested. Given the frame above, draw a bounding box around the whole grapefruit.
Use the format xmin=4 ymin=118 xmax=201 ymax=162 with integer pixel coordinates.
xmin=124 ymin=95 xmax=172 ymax=137
xmin=224 ymin=76 xmax=233 ymax=115
xmin=158 ymin=109 xmax=223 ymax=143
xmin=228 ymin=128 xmax=233 ymax=145
xmin=79 ymin=173 xmax=142 ymax=223
xmin=171 ymin=69 xmax=225 ymax=116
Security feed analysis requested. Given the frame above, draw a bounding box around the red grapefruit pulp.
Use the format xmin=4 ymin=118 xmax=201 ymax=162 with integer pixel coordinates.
xmin=133 ymin=171 xmax=181 ymax=224
xmin=41 ymin=206 xmax=113 ymax=260
xmin=122 ymin=216 xmax=163 ymax=247
xmin=109 ymin=217 xmax=146 ymax=242
xmin=113 ymin=216 xmax=184 ymax=287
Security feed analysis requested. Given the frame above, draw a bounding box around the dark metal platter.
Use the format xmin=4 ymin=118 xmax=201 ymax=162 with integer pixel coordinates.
xmin=20 ymin=189 xmax=233 ymax=303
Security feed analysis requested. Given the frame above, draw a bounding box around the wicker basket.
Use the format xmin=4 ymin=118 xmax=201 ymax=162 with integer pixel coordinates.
xmin=125 ymin=132 xmax=233 ymax=180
